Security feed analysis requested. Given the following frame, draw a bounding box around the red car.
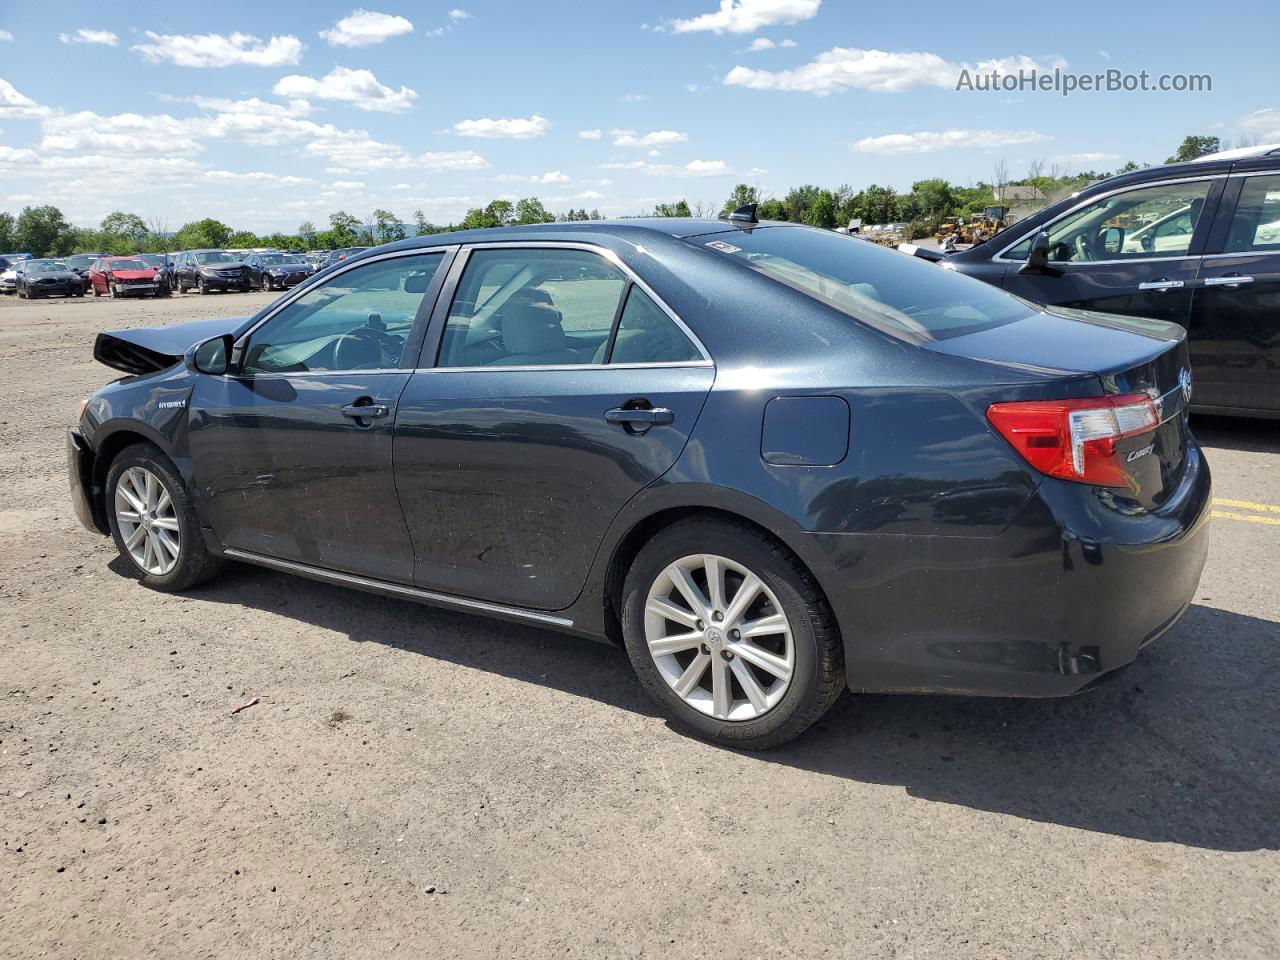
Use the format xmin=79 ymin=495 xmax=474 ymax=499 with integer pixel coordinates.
xmin=88 ymin=257 xmax=167 ymax=298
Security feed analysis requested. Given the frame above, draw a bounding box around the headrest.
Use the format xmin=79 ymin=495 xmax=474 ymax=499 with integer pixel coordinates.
xmin=502 ymin=300 xmax=565 ymax=355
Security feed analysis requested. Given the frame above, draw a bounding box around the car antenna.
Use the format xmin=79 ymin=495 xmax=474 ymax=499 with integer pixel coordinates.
xmin=722 ymin=202 xmax=758 ymax=225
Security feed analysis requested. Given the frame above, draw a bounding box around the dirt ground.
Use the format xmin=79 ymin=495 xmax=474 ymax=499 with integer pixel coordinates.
xmin=1 ymin=290 xmax=1278 ymax=959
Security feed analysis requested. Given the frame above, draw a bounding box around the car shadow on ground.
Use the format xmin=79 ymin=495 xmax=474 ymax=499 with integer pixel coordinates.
xmin=149 ymin=558 xmax=1279 ymax=853
xmin=1193 ymin=414 xmax=1280 ymax=454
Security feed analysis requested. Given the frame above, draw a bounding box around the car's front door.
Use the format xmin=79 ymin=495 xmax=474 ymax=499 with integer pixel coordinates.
xmin=394 ymin=244 xmax=715 ymax=611
xmin=188 ymin=249 xmax=453 ymax=581
xmin=1189 ymin=171 xmax=1280 ymax=413
xmin=998 ymin=177 xmax=1223 ymax=327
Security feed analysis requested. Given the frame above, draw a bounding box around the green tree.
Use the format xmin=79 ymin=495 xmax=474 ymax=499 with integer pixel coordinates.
xmin=653 ymin=200 xmax=692 ymax=217
xmin=758 ymin=198 xmax=787 ymax=221
xmin=100 ymin=211 xmax=149 ymax=251
xmin=412 ymin=210 xmax=439 ymax=235
xmin=909 ymin=179 xmax=954 ymax=220
xmin=173 ymin=218 xmax=232 ymax=250
xmin=327 ymin=211 xmax=362 ymax=247
xmin=371 ymin=209 xmax=406 ymax=244
xmin=782 ymin=184 xmax=822 ymax=223
xmin=807 ymin=190 xmax=837 ymax=229
xmin=0 ymin=212 xmax=15 ymax=251
xmin=227 ymin=230 xmax=260 ymax=248
xmin=720 ymin=184 xmax=760 ymax=216
xmin=14 ymin=205 xmax=73 ymax=257
xmin=514 ymin=197 xmax=555 ymax=224
xmin=1167 ymin=135 xmax=1221 ymax=164
xmin=297 ymin=221 xmax=317 ymax=247
xmin=858 ymin=185 xmax=899 ymax=225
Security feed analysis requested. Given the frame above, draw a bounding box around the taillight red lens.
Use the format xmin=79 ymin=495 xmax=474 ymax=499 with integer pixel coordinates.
xmin=987 ymin=393 xmax=1159 ymax=487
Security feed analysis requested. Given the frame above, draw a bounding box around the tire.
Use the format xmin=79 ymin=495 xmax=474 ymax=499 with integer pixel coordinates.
xmin=620 ymin=517 xmax=844 ymax=749
xmin=261 ymin=274 xmax=272 ymax=292
xmin=109 ymin=283 xmax=119 ymax=299
xmin=105 ymin=442 xmax=223 ymax=592
xmin=92 ymin=284 xmax=101 ymax=297
xmin=197 ymin=277 xmax=208 ymax=295
xmin=177 ymin=283 xmax=188 ymax=294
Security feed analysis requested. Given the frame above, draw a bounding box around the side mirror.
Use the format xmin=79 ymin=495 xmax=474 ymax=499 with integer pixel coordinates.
xmin=1101 ymin=226 xmax=1124 ymax=255
xmin=404 ymin=271 xmax=432 ymax=293
xmin=1018 ymin=230 xmax=1062 ymax=277
xmin=188 ymin=334 xmax=233 ymax=375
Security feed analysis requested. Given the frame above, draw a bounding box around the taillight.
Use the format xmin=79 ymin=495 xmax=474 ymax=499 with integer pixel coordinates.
xmin=987 ymin=393 xmax=1159 ymax=487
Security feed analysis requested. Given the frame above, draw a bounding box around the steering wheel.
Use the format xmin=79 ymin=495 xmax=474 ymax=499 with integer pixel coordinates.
xmin=332 ymin=327 xmax=400 ymax=370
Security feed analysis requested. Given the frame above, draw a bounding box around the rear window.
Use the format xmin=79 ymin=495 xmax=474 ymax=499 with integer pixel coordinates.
xmin=694 ymin=226 xmax=1029 ymax=341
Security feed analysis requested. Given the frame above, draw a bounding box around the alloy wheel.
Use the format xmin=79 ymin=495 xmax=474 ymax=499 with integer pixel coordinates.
xmin=114 ymin=466 xmax=181 ymax=576
xmin=644 ymin=553 xmax=794 ymax=721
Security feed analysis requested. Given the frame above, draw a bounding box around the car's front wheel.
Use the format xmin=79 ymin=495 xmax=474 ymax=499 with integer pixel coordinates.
xmin=261 ymin=274 xmax=272 ymax=291
xmin=106 ymin=443 xmax=223 ymax=592
xmin=621 ymin=518 xmax=844 ymax=749
xmin=197 ymin=277 xmax=208 ymax=295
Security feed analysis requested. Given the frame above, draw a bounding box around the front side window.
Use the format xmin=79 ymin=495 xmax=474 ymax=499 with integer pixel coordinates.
xmin=1222 ymin=175 xmax=1280 ymax=253
xmin=438 ymin=249 xmax=626 ymax=367
xmin=698 ymin=226 xmax=1029 ymax=342
xmin=1006 ymin=180 xmax=1213 ymax=262
xmin=241 ymin=253 xmax=443 ymax=375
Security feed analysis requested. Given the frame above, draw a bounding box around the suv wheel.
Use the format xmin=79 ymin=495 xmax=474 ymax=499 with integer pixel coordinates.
xmin=106 ymin=443 xmax=223 ymax=592
xmin=197 ymin=276 xmax=208 ymax=295
xmin=621 ymin=518 xmax=844 ymax=749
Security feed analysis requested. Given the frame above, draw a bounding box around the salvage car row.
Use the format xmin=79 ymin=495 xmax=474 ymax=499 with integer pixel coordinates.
xmin=0 ymin=247 xmax=369 ymax=298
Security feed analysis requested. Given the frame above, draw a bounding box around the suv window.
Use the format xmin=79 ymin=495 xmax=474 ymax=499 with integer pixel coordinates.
xmin=1006 ymin=180 xmax=1213 ymax=262
xmin=603 ymin=286 xmax=702 ymax=364
xmin=241 ymin=253 xmax=443 ymax=375
xmin=438 ymin=248 xmax=627 ymax=367
xmin=1222 ymin=174 xmax=1280 ymax=253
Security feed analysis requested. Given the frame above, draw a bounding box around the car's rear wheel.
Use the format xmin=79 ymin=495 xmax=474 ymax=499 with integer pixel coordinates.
xmin=621 ymin=518 xmax=844 ymax=749
xmin=106 ymin=443 xmax=223 ymax=592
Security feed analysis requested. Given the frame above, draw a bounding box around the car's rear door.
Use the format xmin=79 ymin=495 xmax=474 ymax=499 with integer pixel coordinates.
xmin=393 ymin=242 xmax=715 ymax=611
xmin=1187 ymin=169 xmax=1280 ymax=414
xmin=998 ymin=176 xmax=1224 ymax=328
xmin=188 ymin=248 xmax=454 ymax=582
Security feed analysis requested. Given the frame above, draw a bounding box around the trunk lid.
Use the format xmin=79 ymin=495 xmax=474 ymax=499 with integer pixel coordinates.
xmin=931 ymin=306 xmax=1193 ymax=509
xmin=94 ymin=316 xmax=245 ymax=375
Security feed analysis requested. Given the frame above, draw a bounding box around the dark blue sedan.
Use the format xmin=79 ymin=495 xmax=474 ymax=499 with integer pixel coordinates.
xmin=68 ymin=210 xmax=1210 ymax=748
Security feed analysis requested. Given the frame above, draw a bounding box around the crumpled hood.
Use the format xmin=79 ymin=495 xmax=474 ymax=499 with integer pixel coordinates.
xmin=94 ymin=316 xmax=248 ymax=375
xmin=105 ymin=269 xmax=156 ymax=281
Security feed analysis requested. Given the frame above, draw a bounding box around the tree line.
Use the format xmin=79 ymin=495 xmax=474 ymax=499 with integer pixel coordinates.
xmin=0 ymin=135 xmax=1232 ymax=258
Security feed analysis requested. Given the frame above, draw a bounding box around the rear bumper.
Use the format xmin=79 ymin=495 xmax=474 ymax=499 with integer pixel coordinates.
xmin=801 ymin=444 xmax=1211 ymax=697
xmin=67 ymin=429 xmax=108 ymax=535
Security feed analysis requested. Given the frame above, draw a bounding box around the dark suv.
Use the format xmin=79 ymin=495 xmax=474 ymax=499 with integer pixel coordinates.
xmin=935 ymin=144 xmax=1280 ymax=418
xmin=173 ymin=250 xmax=251 ymax=294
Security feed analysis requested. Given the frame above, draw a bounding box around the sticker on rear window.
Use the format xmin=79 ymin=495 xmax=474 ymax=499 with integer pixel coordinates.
xmin=705 ymin=240 xmax=742 ymax=254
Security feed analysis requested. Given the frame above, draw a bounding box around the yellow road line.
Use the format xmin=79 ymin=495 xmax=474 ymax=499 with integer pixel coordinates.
xmin=1214 ymin=497 xmax=1280 ymax=514
xmin=1212 ymin=510 xmax=1280 ymax=527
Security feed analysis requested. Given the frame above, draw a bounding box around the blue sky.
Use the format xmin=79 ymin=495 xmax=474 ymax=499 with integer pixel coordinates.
xmin=0 ymin=0 xmax=1275 ymax=232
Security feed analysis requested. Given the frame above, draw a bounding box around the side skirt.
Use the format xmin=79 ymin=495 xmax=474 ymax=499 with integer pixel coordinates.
xmin=221 ymin=548 xmax=576 ymax=630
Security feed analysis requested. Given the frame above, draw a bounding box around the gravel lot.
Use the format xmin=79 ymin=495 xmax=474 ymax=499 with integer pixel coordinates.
xmin=2 ymin=290 xmax=1277 ymax=959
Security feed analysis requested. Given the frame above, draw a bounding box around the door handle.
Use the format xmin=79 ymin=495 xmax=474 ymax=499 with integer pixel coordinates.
xmin=1137 ymin=279 xmax=1185 ymax=291
xmin=1203 ymin=275 xmax=1255 ymax=288
xmin=342 ymin=401 xmax=389 ymax=420
xmin=605 ymin=407 xmax=675 ymax=428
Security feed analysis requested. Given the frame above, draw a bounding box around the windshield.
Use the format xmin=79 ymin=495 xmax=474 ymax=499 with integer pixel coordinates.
xmin=194 ymin=252 xmax=229 ymax=264
xmin=29 ymin=261 xmax=68 ymax=273
xmin=108 ymin=259 xmax=149 ymax=271
xmin=693 ymin=226 xmax=1029 ymax=341
xmin=139 ymin=255 xmax=169 ymax=266
xmin=261 ymin=254 xmax=304 ymax=265
xmin=66 ymin=255 xmax=99 ymax=269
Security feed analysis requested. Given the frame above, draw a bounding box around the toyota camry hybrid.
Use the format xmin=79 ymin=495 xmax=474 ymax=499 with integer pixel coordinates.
xmin=67 ymin=210 xmax=1211 ymax=748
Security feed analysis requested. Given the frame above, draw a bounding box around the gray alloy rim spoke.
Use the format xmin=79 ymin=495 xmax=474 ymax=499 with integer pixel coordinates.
xmin=114 ymin=466 xmax=180 ymax=577
xmin=643 ymin=553 xmax=795 ymax=722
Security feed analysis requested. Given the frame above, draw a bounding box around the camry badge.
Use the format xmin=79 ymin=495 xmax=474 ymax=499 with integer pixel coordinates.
xmin=1179 ymin=367 xmax=1193 ymax=402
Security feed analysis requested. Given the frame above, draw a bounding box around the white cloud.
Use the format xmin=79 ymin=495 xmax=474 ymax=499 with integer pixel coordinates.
xmin=612 ymin=128 xmax=688 ymax=148
xmin=746 ymin=38 xmax=775 ymax=51
xmin=42 ymin=110 xmax=205 ymax=155
xmin=448 ymin=8 xmax=471 ymax=19
xmin=274 ymin=67 xmax=417 ymax=113
xmin=0 ymin=30 xmax=13 ymax=42
xmin=853 ymin=129 xmax=1051 ymax=154
xmin=59 ymin=29 xmax=118 ymax=46
xmin=452 ymin=114 xmax=550 ymax=138
xmin=671 ymin=0 xmax=821 ymax=34
xmin=497 ymin=170 xmax=571 ymax=184
xmin=1240 ymin=108 xmax=1280 ymax=142
xmin=578 ymin=128 xmax=602 ymax=140
xmin=131 ymin=31 xmax=303 ymax=67
xmin=725 ymin=48 xmax=1062 ymax=95
xmin=331 ymin=179 xmax=365 ymax=189
xmin=0 ymin=79 xmax=51 ymax=118
xmin=1050 ymin=152 xmax=1120 ymax=167
xmin=0 ymin=145 xmax=37 ymax=163
xmin=619 ymin=93 xmax=648 ymax=102
xmin=205 ymin=170 xmax=313 ymax=185
xmin=320 ymin=9 xmax=413 ymax=47
xmin=781 ymin=38 xmax=797 ymax=47
xmin=600 ymin=159 xmax=732 ymax=177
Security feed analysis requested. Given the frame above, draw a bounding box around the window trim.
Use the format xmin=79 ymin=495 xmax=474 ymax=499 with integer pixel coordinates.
xmin=991 ymin=174 xmax=1228 ymax=265
xmin=230 ymin=246 xmax=457 ymax=377
xmin=417 ymin=240 xmax=712 ymax=371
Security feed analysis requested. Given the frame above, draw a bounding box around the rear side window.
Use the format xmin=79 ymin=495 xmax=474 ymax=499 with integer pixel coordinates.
xmin=606 ymin=287 xmax=701 ymax=364
xmin=1222 ymin=174 xmax=1280 ymax=253
xmin=696 ymin=226 xmax=1029 ymax=341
